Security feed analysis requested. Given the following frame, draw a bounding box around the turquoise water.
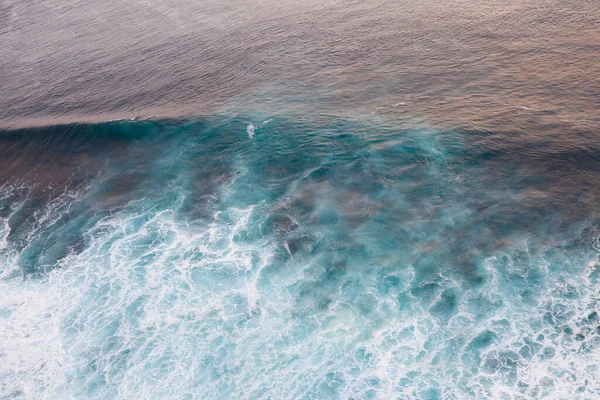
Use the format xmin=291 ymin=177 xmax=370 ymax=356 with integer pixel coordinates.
xmin=0 ymin=118 xmax=599 ymax=398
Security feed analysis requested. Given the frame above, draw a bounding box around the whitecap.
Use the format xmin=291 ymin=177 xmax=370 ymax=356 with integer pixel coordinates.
xmin=247 ymin=123 xmax=255 ymax=138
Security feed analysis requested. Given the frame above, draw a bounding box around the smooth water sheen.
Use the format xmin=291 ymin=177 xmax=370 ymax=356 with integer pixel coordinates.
xmin=0 ymin=118 xmax=599 ymax=399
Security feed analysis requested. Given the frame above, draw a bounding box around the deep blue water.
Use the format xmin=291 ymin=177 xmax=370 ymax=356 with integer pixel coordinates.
xmin=0 ymin=117 xmax=599 ymax=398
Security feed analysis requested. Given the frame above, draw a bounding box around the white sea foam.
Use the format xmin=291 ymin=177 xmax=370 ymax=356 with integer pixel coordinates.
xmin=246 ymin=124 xmax=255 ymax=139
xmin=0 ymin=168 xmax=599 ymax=399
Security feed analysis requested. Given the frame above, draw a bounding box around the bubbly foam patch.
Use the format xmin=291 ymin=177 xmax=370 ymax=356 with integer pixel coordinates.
xmin=0 ymin=120 xmax=599 ymax=399
xmin=1 ymin=182 xmax=598 ymax=399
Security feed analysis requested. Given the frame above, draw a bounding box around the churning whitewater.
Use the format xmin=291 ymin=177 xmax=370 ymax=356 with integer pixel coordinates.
xmin=0 ymin=118 xmax=599 ymax=399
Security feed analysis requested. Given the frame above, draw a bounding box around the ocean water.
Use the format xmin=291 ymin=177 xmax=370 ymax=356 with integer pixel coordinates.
xmin=1 ymin=117 xmax=599 ymax=399
xmin=1 ymin=0 xmax=600 ymax=399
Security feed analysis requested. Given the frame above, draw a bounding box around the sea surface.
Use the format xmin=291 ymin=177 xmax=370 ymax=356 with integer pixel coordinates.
xmin=1 ymin=0 xmax=600 ymax=399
